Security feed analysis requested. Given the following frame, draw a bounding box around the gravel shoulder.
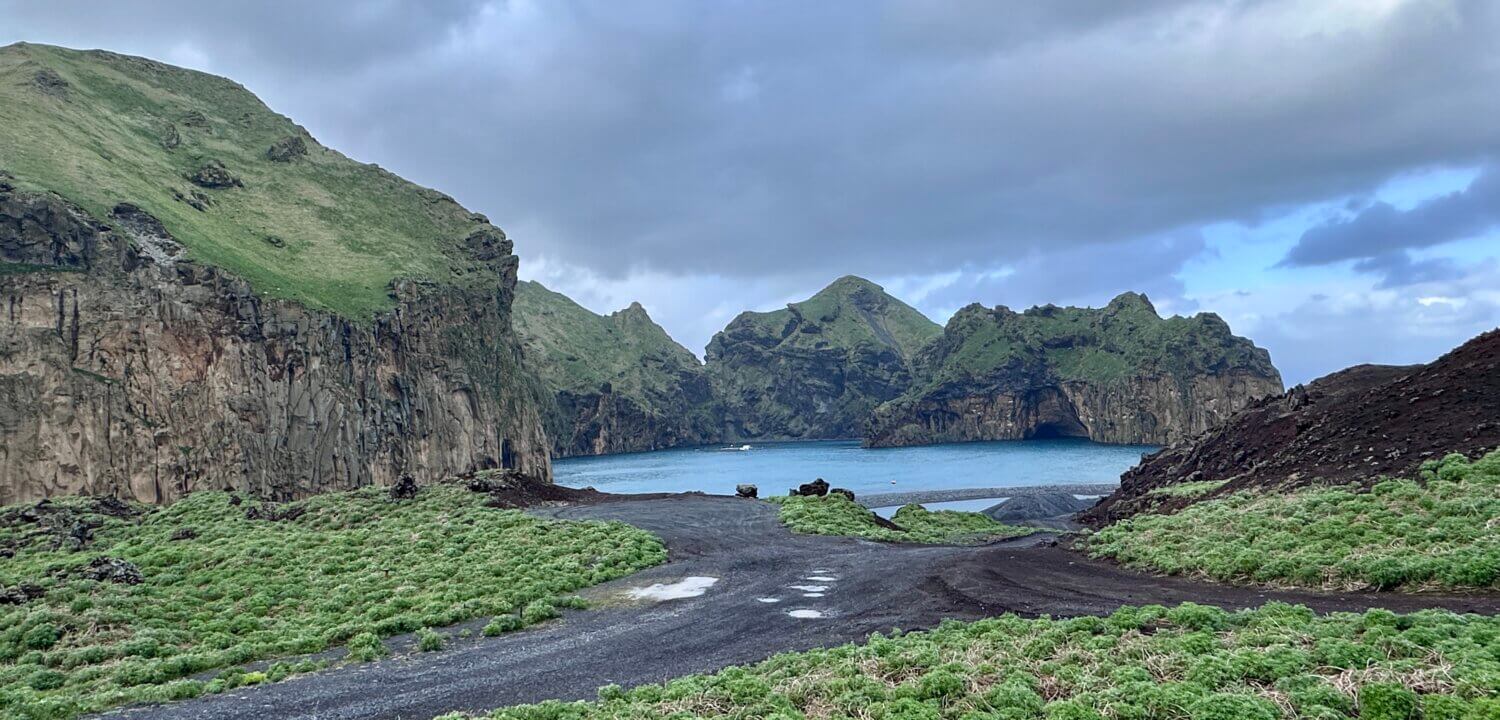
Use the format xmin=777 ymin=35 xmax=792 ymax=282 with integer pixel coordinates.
xmin=103 ymin=493 xmax=1500 ymax=720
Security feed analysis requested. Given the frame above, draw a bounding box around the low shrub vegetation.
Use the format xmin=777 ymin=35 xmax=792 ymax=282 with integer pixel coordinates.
xmin=437 ymin=603 xmax=1500 ymax=719
xmin=1086 ymin=450 xmax=1500 ymax=591
xmin=0 ymin=484 xmax=665 ymax=718
xmin=771 ymin=494 xmax=1031 ymax=544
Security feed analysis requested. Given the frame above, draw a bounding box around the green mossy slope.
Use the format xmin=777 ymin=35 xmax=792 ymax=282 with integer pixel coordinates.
xmin=0 ymin=43 xmax=497 ymax=319
xmin=514 ymin=281 xmax=721 ymax=455
xmin=1086 ymin=450 xmax=1500 ymax=591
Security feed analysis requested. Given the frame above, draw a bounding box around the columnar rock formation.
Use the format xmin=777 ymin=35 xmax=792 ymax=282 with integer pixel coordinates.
xmin=866 ymin=293 xmax=1283 ymax=448
xmin=0 ymin=44 xmax=549 ymax=504
xmin=513 ymin=280 xmax=720 ymax=457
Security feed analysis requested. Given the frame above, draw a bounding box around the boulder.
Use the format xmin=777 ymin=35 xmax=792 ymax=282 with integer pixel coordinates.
xmin=266 ymin=135 xmax=309 ymax=162
xmin=735 ymin=484 xmax=758 ymax=498
xmin=187 ymin=160 xmax=243 ymax=189
xmin=389 ymin=473 xmax=420 ymax=500
xmin=31 ymin=68 xmax=69 ymax=98
xmin=244 ymin=503 xmax=306 ymax=522
xmin=82 ymin=556 xmax=143 ymax=585
xmin=829 ymin=488 xmax=855 ymax=502
xmin=794 ymin=478 xmax=830 ymax=497
xmin=0 ymin=584 xmax=45 ymax=605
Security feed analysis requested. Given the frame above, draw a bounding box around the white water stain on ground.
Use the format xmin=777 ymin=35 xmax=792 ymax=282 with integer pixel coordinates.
xmin=788 ymin=585 xmax=828 ymax=593
xmin=757 ymin=597 xmax=781 ymax=603
xmin=805 ymin=576 xmax=837 ymax=582
xmin=787 ymin=609 xmax=825 ymax=619
xmin=802 ymin=592 xmax=825 ymax=598
xmin=626 ymin=577 xmax=719 ymax=601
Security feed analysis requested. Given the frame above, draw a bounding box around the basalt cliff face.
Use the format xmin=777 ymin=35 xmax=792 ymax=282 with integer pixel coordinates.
xmin=1081 ymin=329 xmax=1500 ymax=525
xmin=0 ymin=44 xmax=550 ymax=504
xmin=705 ymin=276 xmax=942 ymax=440
xmin=514 ymin=280 xmax=720 ymax=457
xmin=866 ymin=293 xmax=1282 ymax=448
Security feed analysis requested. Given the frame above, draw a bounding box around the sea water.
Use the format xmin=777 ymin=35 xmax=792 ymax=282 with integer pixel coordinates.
xmin=553 ymin=438 xmax=1155 ymax=497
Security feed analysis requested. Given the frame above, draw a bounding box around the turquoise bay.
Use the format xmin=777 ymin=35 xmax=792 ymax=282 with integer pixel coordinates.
xmin=553 ymin=439 xmax=1156 ymax=497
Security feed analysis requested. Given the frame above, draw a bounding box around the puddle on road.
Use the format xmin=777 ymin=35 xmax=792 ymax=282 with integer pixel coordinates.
xmin=626 ymin=576 xmax=719 ymax=601
xmin=805 ymin=575 xmax=837 ymax=582
xmin=787 ymin=609 xmax=825 ymax=619
xmin=802 ymin=592 xmax=824 ymax=598
xmin=757 ymin=597 xmax=781 ymax=603
xmin=788 ymin=584 xmax=827 ymax=592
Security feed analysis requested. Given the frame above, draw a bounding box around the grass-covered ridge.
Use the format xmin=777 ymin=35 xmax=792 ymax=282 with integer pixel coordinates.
xmin=911 ymin=292 xmax=1278 ymax=392
xmin=771 ymin=494 xmax=1031 ymax=545
xmin=719 ymin=275 xmax=942 ymax=363
xmin=1085 ymin=450 xmax=1500 ymax=591
xmin=514 ymin=281 xmax=706 ymax=401
xmin=0 ymin=43 xmax=498 ymax=319
xmin=442 ymin=603 xmax=1500 ymax=720
xmin=513 ymin=280 xmax=720 ymax=453
xmin=0 ymin=483 xmax=665 ymax=718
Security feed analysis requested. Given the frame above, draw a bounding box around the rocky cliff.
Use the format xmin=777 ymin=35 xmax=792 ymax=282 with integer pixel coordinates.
xmin=1081 ymin=329 xmax=1500 ymax=525
xmin=866 ymin=293 xmax=1282 ymax=448
xmin=513 ymin=280 xmax=720 ymax=456
xmin=705 ymin=276 xmax=942 ymax=440
xmin=0 ymin=44 xmax=550 ymax=504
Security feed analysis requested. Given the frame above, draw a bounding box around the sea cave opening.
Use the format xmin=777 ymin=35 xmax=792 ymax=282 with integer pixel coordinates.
xmin=1026 ymin=419 xmax=1089 ymax=440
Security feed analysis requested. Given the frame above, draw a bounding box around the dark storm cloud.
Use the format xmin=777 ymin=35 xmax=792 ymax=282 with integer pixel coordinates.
xmin=4 ymin=0 xmax=1499 ymax=282
xmin=1283 ymin=165 xmax=1500 ymax=272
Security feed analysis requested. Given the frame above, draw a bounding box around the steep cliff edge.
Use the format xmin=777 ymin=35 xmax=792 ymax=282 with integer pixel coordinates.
xmin=514 ymin=280 xmax=720 ymax=456
xmin=0 ymin=43 xmax=549 ymax=504
xmin=705 ymin=275 xmax=942 ymax=440
xmin=1081 ymin=329 xmax=1500 ymax=525
xmin=866 ymin=293 xmax=1282 ymax=448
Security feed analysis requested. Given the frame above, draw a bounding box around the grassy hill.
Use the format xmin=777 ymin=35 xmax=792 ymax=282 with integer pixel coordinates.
xmin=1085 ymin=449 xmax=1500 ymax=592
xmin=0 ymin=42 xmax=497 ymax=319
xmin=706 ymin=276 xmax=942 ymax=439
xmin=912 ymin=293 xmax=1278 ymax=393
xmin=867 ymin=293 xmax=1282 ymax=446
xmin=513 ymin=281 xmax=720 ymax=455
xmin=723 ymin=275 xmax=941 ymax=365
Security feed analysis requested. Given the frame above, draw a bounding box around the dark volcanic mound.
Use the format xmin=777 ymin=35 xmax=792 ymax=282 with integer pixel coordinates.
xmin=985 ymin=493 xmax=1096 ymax=523
xmin=1082 ymin=329 xmax=1500 ymax=525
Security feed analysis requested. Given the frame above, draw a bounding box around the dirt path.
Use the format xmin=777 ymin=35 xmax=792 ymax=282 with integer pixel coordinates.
xmin=104 ymin=495 xmax=1499 ymax=720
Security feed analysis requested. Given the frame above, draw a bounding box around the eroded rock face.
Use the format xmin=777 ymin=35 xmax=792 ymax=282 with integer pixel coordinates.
xmin=866 ymin=294 xmax=1283 ymax=448
xmin=0 ymin=188 xmax=550 ymax=504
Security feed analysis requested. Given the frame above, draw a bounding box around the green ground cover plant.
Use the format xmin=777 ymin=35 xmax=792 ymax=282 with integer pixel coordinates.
xmin=1145 ymin=480 xmax=1228 ymax=500
xmin=0 ymin=484 xmax=666 ymax=718
xmin=438 ymin=602 xmax=1500 ymax=720
xmin=1086 ymin=450 xmax=1500 ymax=591
xmin=771 ymin=494 xmax=1031 ymax=545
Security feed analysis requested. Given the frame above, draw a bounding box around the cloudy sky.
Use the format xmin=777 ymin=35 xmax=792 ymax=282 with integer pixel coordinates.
xmin=3 ymin=0 xmax=1498 ymax=384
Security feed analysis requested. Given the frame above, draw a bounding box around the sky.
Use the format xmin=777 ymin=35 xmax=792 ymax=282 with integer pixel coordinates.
xmin=2 ymin=0 xmax=1498 ymax=385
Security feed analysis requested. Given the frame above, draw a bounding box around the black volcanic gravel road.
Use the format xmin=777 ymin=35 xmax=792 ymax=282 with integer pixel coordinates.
xmin=104 ymin=494 xmax=1500 ymax=720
